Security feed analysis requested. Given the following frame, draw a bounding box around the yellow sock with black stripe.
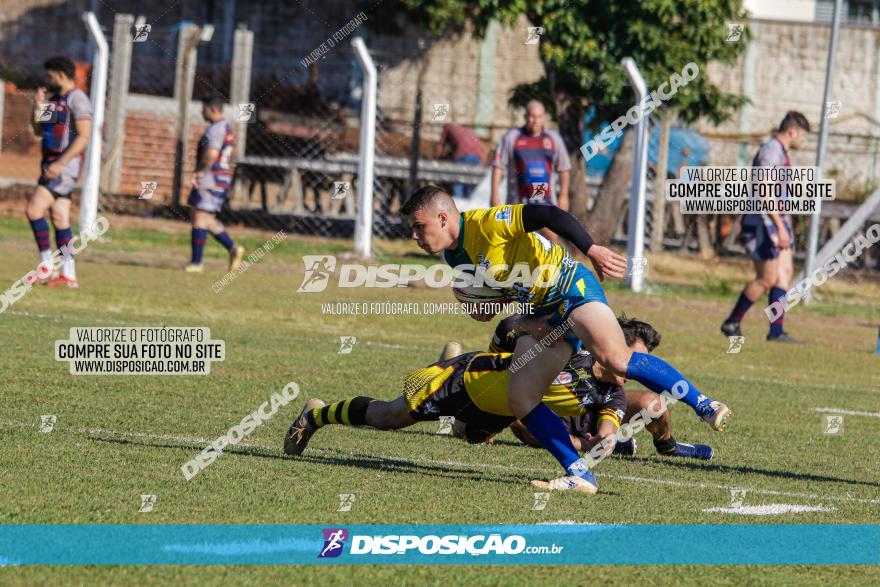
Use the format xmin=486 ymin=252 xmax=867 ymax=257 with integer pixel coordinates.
xmin=308 ymin=396 xmax=374 ymax=428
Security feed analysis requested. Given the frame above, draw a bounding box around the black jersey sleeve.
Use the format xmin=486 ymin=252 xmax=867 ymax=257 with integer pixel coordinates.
xmin=520 ymin=204 xmax=595 ymax=255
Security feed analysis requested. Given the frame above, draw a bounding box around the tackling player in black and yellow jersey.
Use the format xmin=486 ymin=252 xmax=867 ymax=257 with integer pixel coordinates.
xmin=286 ymin=318 xmax=660 ymax=495
xmin=398 ymin=186 xmax=728 ymax=493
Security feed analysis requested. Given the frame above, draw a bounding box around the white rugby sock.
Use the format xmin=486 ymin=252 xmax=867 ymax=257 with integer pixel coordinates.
xmin=62 ymin=256 xmax=76 ymax=280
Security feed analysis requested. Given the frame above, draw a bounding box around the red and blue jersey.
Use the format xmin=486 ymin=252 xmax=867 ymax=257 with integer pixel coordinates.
xmin=40 ymin=89 xmax=92 ymax=172
xmin=196 ymin=120 xmax=234 ymax=193
xmin=493 ymin=127 xmax=571 ymax=203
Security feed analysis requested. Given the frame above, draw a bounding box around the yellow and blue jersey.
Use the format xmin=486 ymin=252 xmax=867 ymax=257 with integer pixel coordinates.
xmin=444 ymin=205 xmax=608 ymax=349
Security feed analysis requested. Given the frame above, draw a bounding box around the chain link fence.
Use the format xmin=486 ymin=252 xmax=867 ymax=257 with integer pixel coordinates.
xmin=1 ymin=1 xmax=878 ymax=273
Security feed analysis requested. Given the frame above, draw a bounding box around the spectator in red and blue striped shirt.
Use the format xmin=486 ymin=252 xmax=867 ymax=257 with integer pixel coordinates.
xmin=490 ymin=100 xmax=571 ymax=212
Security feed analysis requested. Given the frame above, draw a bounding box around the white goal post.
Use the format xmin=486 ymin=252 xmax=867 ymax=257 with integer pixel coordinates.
xmin=352 ymin=37 xmax=376 ymax=258
xmin=80 ymin=11 xmax=109 ymax=233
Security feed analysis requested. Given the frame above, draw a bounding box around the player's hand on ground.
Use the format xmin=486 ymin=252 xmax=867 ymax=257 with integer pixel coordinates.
xmin=580 ymin=433 xmax=615 ymax=459
xmin=510 ymin=420 xmax=541 ymax=447
xmin=587 ymin=245 xmax=627 ymax=280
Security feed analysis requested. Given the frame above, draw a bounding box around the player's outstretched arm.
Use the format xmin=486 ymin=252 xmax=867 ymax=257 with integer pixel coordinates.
xmin=520 ymin=205 xmax=627 ymax=280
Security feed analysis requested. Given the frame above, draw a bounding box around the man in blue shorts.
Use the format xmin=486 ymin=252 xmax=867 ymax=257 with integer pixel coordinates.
xmin=186 ymin=93 xmax=245 ymax=273
xmin=26 ymin=56 xmax=92 ymax=288
xmin=721 ymin=111 xmax=810 ymax=343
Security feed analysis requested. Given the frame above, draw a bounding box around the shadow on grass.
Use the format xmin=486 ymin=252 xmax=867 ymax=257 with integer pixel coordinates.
xmin=616 ymin=454 xmax=880 ymax=490
xmin=89 ymin=435 xmax=534 ymax=486
xmin=387 ymin=427 xmax=527 ymax=448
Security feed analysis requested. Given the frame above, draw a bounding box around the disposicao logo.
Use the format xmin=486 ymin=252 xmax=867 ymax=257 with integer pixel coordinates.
xmin=319 ymin=528 xmax=348 ymax=558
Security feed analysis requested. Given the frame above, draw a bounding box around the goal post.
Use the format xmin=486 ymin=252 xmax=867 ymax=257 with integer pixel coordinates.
xmin=80 ymin=11 xmax=109 ymax=233
xmin=352 ymin=37 xmax=376 ymax=259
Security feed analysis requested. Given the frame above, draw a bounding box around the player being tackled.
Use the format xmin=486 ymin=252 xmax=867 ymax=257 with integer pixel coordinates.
xmin=485 ymin=316 xmax=715 ymax=463
xmin=399 ymin=186 xmax=728 ymax=491
xmin=285 ymin=317 xmax=696 ymax=494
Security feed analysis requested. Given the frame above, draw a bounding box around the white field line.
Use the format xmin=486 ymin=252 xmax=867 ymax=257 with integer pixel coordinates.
xmin=702 ymin=504 xmax=835 ymax=516
xmin=4 ymin=420 xmax=880 ymax=506
xmin=815 ymin=407 xmax=880 ymax=418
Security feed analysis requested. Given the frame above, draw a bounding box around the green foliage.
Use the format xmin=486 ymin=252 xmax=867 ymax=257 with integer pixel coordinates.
xmin=375 ymin=0 xmax=751 ymax=138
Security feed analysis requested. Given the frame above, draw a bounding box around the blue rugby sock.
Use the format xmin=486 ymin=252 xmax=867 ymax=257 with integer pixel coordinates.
xmin=29 ymin=218 xmax=51 ymax=253
xmin=54 ymin=227 xmax=73 ymax=255
xmin=726 ymin=289 xmax=754 ymax=323
xmin=521 ymin=403 xmax=585 ymax=476
xmin=626 ymin=352 xmax=706 ymax=412
xmin=191 ymin=228 xmax=208 ymax=264
xmin=768 ymin=286 xmax=786 ymax=337
xmin=212 ymin=231 xmax=234 ymax=252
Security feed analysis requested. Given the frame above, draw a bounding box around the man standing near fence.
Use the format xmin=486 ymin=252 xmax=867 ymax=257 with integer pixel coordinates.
xmin=434 ymin=123 xmax=484 ymax=199
xmin=721 ymin=111 xmax=810 ymax=343
xmin=186 ymin=93 xmax=245 ymax=273
xmin=490 ymin=100 xmax=571 ymax=242
xmin=490 ymin=100 xmax=570 ymax=211
xmin=25 ymin=56 xmax=92 ymax=288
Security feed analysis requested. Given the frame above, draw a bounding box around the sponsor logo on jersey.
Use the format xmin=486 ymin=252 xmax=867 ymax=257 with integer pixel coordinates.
xmin=494 ymin=207 xmax=512 ymax=224
xmin=552 ymin=371 xmax=573 ymax=385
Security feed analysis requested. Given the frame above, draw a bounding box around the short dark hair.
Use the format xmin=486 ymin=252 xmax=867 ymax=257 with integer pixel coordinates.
xmin=401 ymin=185 xmax=450 ymax=216
xmin=201 ymin=92 xmax=226 ymax=110
xmin=44 ymin=56 xmax=75 ymax=80
xmin=779 ymin=111 xmax=810 ymax=134
xmin=618 ymin=315 xmax=661 ymax=352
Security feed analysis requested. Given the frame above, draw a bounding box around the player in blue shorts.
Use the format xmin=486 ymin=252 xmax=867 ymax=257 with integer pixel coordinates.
xmin=25 ymin=56 xmax=92 ymax=288
xmin=721 ymin=111 xmax=810 ymax=343
xmin=185 ymin=93 xmax=245 ymax=273
xmin=485 ymin=317 xmax=714 ymax=462
xmin=401 ymin=186 xmax=729 ymax=493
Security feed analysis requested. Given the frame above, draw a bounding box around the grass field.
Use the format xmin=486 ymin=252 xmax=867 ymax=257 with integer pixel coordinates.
xmin=1 ymin=213 xmax=879 ymax=584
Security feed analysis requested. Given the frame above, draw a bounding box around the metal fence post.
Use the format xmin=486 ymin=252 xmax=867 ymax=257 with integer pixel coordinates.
xmin=230 ymin=24 xmax=253 ymax=206
xmin=804 ymin=0 xmax=843 ymax=303
xmin=81 ymin=11 xmax=108 ymax=232
xmin=352 ymin=37 xmax=376 ymax=259
xmin=622 ymin=57 xmax=649 ymax=293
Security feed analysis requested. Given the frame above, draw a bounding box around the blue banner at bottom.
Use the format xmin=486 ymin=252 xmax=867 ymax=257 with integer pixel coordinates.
xmin=0 ymin=525 xmax=877 ymax=565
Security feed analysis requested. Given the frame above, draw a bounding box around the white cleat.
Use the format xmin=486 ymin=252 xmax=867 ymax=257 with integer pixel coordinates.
xmin=531 ymin=473 xmax=598 ymax=495
xmin=698 ymin=400 xmax=730 ymax=432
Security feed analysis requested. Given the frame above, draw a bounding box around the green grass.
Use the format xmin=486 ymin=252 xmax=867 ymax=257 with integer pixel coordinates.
xmin=1 ymin=215 xmax=879 ymax=584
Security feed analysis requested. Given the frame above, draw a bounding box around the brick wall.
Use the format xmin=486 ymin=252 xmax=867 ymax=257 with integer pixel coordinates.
xmin=117 ymin=105 xmax=203 ymax=204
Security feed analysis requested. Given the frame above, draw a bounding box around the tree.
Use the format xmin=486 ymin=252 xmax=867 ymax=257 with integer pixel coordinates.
xmin=372 ymin=0 xmax=750 ymax=245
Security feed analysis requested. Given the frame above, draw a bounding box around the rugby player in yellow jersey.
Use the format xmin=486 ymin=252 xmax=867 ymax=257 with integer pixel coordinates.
xmin=396 ymin=186 xmax=729 ymax=493
xmin=284 ymin=318 xmax=655 ymax=494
